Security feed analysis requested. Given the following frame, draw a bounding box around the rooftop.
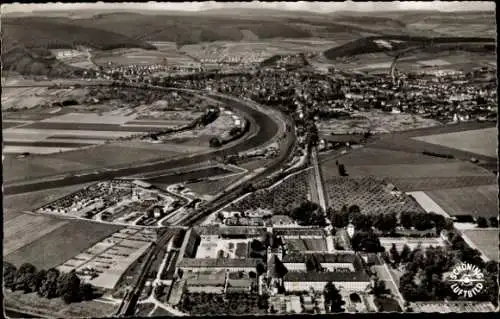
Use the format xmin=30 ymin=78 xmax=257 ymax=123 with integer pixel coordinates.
xmin=273 ymin=228 xmax=327 ymax=237
xmin=284 ymin=271 xmax=370 ymax=283
xmin=178 ymin=258 xmax=260 ymax=268
xmin=282 ymin=252 xmax=359 ymax=265
xmin=195 ymin=225 xmax=267 ymax=237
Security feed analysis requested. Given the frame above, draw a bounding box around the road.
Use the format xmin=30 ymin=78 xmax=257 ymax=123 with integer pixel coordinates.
xmin=375 ymin=254 xmax=406 ymax=312
xmin=310 ymin=147 xmax=328 ymax=212
xmin=4 ymin=89 xmax=280 ymax=195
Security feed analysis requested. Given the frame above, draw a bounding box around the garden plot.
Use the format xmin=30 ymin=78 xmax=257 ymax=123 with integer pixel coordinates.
xmin=285 ymin=238 xmax=328 ymax=252
xmin=324 ymin=177 xmax=425 ymax=215
xmin=196 ymin=239 xmax=251 ymax=259
xmin=57 ymin=227 xmax=156 ymax=289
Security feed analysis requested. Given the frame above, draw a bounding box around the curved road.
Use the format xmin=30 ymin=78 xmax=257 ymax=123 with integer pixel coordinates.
xmin=4 ymin=91 xmax=279 ymax=195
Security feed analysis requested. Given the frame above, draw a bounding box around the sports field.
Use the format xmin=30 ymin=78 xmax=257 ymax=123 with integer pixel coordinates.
xmin=414 ymin=127 xmax=497 ymax=158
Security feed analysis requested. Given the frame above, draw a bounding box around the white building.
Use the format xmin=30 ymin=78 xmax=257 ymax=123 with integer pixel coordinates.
xmin=284 ymin=271 xmax=371 ymax=292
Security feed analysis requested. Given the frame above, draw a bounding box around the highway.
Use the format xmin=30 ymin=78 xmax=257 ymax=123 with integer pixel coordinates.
xmin=4 ymin=89 xmax=280 ymax=195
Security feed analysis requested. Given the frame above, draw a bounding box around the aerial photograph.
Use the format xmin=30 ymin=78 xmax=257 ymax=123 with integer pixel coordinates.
xmin=1 ymin=1 xmax=498 ymax=317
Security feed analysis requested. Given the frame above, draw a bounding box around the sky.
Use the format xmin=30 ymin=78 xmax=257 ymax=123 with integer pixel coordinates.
xmin=1 ymin=1 xmax=496 ymax=13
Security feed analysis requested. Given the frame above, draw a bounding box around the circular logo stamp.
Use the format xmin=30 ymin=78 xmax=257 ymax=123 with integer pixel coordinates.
xmin=448 ymin=262 xmax=485 ymax=298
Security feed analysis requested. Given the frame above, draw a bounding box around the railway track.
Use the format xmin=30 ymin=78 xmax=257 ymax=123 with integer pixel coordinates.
xmin=116 ymin=228 xmax=179 ymax=317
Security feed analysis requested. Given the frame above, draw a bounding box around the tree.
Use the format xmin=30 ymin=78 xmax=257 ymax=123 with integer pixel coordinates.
xmin=372 ymin=279 xmax=389 ymax=297
xmin=338 ymin=164 xmax=347 ymax=176
xmin=351 ymin=232 xmax=383 ymax=253
xmin=488 ymin=217 xmax=498 ymax=228
xmin=323 ymin=281 xmax=345 ymax=313
xmin=374 ymin=213 xmax=398 ymax=233
xmin=39 ymin=268 xmax=60 ymax=298
xmin=352 ymin=214 xmax=372 ymax=231
xmin=250 ymin=239 xmax=265 ymax=252
xmin=400 ymin=212 xmax=413 ymax=229
xmin=256 ymin=262 xmax=266 ymax=276
xmin=57 ymin=270 xmax=81 ymax=304
xmin=389 ymin=244 xmax=401 ymax=265
xmin=209 ymin=137 xmax=221 ymax=148
xmin=348 ymin=205 xmax=361 ymax=214
xmin=305 ymin=255 xmax=322 ymax=272
xmin=32 ymin=269 xmax=47 ymax=293
xmin=3 ymin=262 xmax=17 ymax=290
xmin=14 ymin=263 xmax=37 ymax=292
xmin=80 ymin=283 xmax=95 ymax=301
xmin=154 ymin=284 xmax=165 ymax=298
xmin=477 ymin=217 xmax=488 ymax=228
xmin=400 ymin=244 xmax=411 ymax=264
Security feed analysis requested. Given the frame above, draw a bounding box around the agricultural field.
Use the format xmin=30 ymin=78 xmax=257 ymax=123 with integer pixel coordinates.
xmin=368 ymin=122 xmax=497 ymax=164
xmin=2 ymin=86 xmax=213 ymax=155
xmin=413 ymin=127 xmax=497 ymax=158
xmin=425 ymin=184 xmax=498 ymax=218
xmin=93 ymin=43 xmax=197 ymax=67
xmin=237 ymin=157 xmax=274 ymax=173
xmin=227 ymin=169 xmax=311 ymax=215
xmin=324 ymin=176 xmax=426 ymax=215
xmin=185 ymin=174 xmax=244 ymax=197
xmin=1 ymin=86 xmax=88 ymax=111
xmin=461 ymin=229 xmax=499 ymax=262
xmin=182 ymin=39 xmax=339 ymax=64
xmin=4 ymin=218 xmax=123 ymax=269
xmin=331 ymin=49 xmax=495 ymax=74
xmin=388 ymin=176 xmax=497 ymax=192
xmin=4 ymin=291 xmax=118 ymax=318
xmin=344 ymin=162 xmax=492 ymax=178
xmin=3 ymin=143 xmax=186 ymax=183
xmin=3 ymin=183 xmax=91 ymax=214
xmin=317 ymin=110 xmax=441 ymax=135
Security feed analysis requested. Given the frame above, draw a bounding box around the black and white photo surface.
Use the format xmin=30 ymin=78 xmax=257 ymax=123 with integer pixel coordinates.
xmin=2 ymin=1 xmax=498 ymax=317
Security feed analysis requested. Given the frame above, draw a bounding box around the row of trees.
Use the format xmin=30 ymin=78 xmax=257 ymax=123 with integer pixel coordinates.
xmin=3 ymin=262 xmax=98 ymax=304
xmin=329 ymin=205 xmax=453 ymax=233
